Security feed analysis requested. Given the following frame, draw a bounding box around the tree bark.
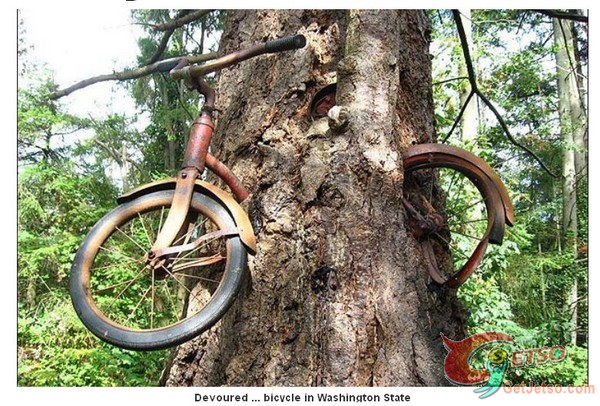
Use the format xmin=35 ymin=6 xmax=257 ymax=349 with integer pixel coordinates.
xmin=553 ymin=17 xmax=581 ymax=346
xmin=165 ymin=9 xmax=464 ymax=387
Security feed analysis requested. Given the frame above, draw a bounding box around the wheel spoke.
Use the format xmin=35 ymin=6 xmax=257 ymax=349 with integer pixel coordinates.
xmin=162 ymin=281 xmax=178 ymax=322
xmin=172 ymin=255 xmax=225 ymax=273
xmin=103 ymin=266 xmax=148 ymax=312
xmin=448 ymin=217 xmax=487 ymax=226
xmin=126 ymin=285 xmax=153 ymax=326
xmin=447 ymin=197 xmax=486 ymax=220
xmin=443 ymin=169 xmax=461 ymax=202
xmin=171 ymin=234 xmax=222 ymax=265
xmin=171 ymin=273 xmax=221 ymax=284
xmin=137 ymin=212 xmax=153 ymax=246
xmin=451 ymin=229 xmax=482 ymax=240
xmin=115 ymin=225 xmax=149 ymax=254
xmin=434 ymin=231 xmax=451 ymax=246
xmin=159 ymin=264 xmax=206 ymax=305
xmin=98 ymin=245 xmax=144 ymax=265
xmin=150 ymin=269 xmax=155 ymax=329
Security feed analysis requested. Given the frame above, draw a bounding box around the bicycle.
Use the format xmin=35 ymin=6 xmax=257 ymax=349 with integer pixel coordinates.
xmin=70 ymin=34 xmax=514 ymax=351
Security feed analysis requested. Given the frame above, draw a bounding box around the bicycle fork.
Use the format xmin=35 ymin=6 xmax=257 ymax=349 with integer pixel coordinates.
xmin=148 ymin=78 xmax=250 ymax=262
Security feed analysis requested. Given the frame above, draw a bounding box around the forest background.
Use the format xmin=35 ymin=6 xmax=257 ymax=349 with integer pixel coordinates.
xmin=14 ymin=5 xmax=592 ymax=391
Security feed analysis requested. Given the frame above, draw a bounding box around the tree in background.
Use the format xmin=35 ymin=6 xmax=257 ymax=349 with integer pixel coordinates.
xmin=18 ymin=9 xmax=588 ymax=387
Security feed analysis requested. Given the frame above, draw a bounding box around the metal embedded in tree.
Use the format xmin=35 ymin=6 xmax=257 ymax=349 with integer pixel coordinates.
xmin=69 ymin=34 xmax=308 ymax=351
xmin=310 ymin=83 xmax=337 ymax=119
xmin=402 ymin=144 xmax=514 ymax=288
xmin=68 ymin=32 xmax=515 ymax=351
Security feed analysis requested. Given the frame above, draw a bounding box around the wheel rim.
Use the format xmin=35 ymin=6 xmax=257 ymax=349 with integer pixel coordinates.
xmin=78 ymin=192 xmax=237 ymax=333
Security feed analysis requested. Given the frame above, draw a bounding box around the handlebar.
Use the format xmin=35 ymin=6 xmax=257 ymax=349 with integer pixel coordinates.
xmin=264 ymin=34 xmax=306 ymax=53
xmin=170 ymin=34 xmax=306 ymax=81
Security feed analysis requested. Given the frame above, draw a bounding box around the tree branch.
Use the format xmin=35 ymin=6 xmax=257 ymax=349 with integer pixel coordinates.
xmin=147 ymin=28 xmax=176 ymax=65
xmin=432 ymin=76 xmax=469 ymax=86
xmin=442 ymin=89 xmax=474 ymax=144
xmin=48 ymin=52 xmax=217 ymax=100
xmin=531 ymin=9 xmax=588 ymax=23
xmin=92 ymin=139 xmax=123 ymax=165
xmin=146 ymin=10 xmax=197 ymax=65
xmin=451 ymin=10 xmax=558 ymax=178
xmin=150 ymin=10 xmax=213 ymax=31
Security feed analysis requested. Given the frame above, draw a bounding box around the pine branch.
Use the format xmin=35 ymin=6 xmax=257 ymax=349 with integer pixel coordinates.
xmin=147 ymin=28 xmax=176 ymax=65
xmin=48 ymin=52 xmax=217 ymax=100
xmin=531 ymin=9 xmax=588 ymax=23
xmin=150 ymin=10 xmax=213 ymax=31
xmin=451 ymin=10 xmax=558 ymax=178
xmin=146 ymin=10 xmax=199 ymax=65
xmin=50 ymin=10 xmax=217 ymax=99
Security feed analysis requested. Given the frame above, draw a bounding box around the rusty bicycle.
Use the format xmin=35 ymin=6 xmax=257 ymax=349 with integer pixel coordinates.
xmin=70 ymin=34 xmax=514 ymax=351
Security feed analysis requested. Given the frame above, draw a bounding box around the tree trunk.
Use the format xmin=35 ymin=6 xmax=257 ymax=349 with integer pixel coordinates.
xmin=568 ymin=13 xmax=588 ymax=178
xmin=165 ymin=9 xmax=464 ymax=387
xmin=553 ymin=17 xmax=580 ymax=346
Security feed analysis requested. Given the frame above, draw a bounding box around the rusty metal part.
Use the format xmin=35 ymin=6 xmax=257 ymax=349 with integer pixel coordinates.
xmin=152 ymin=228 xmax=239 ymax=258
xmin=182 ymin=113 xmax=215 ymax=173
xmin=151 ymin=167 xmax=199 ymax=252
xmin=205 ymin=153 xmax=249 ymax=203
xmin=171 ymin=253 xmax=226 ymax=273
xmin=199 ymin=180 xmax=257 ymax=255
xmin=195 ymin=79 xmax=216 ymax=110
xmin=403 ymin=143 xmax=514 ymax=288
xmin=420 ymin=240 xmax=447 ymax=285
xmin=404 ymin=144 xmax=515 ymax=227
xmin=117 ymin=178 xmax=257 ymax=254
xmin=401 ymin=197 xmax=445 ymax=239
xmin=170 ymin=35 xmax=306 ymax=83
xmin=310 ymin=83 xmax=337 ymax=119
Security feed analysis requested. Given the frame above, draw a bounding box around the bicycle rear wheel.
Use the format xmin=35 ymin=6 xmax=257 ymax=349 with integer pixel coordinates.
xmin=70 ymin=189 xmax=247 ymax=350
xmin=403 ymin=144 xmax=513 ymax=287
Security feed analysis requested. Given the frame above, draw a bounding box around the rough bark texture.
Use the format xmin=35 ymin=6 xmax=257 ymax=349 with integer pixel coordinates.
xmin=165 ymin=9 xmax=465 ymax=387
xmin=554 ymin=17 xmax=584 ymax=346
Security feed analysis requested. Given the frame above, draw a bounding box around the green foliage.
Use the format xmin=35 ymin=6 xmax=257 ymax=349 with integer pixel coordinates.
xmin=433 ymin=10 xmax=588 ymax=386
xmin=18 ymin=76 xmax=83 ymax=164
xmin=506 ymin=346 xmax=587 ymax=386
xmin=17 ymin=10 xmax=224 ymax=387
xmin=18 ymin=295 xmax=168 ymax=386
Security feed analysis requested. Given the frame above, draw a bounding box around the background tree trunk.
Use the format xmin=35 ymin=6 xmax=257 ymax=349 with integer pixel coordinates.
xmin=165 ymin=9 xmax=464 ymax=387
xmin=553 ymin=17 xmax=584 ymax=346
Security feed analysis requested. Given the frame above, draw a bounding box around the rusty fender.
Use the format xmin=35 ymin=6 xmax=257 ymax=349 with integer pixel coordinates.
xmin=117 ymin=179 xmax=257 ymax=254
xmin=403 ymin=143 xmax=515 ymax=228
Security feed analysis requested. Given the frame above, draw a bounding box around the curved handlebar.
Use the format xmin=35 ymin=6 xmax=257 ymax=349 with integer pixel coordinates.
xmin=170 ymin=34 xmax=306 ymax=81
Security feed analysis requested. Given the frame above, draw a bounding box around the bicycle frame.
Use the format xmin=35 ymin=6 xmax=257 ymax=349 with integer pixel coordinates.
xmin=117 ymin=35 xmax=307 ymax=263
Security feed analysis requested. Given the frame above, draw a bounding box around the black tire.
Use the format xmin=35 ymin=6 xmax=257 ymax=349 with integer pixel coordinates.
xmin=70 ymin=190 xmax=247 ymax=350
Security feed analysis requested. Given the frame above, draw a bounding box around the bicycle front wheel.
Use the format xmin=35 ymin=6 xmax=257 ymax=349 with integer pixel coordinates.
xmin=70 ymin=189 xmax=248 ymax=350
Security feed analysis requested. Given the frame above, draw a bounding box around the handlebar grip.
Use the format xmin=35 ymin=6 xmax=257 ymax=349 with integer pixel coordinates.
xmin=264 ymin=34 xmax=307 ymax=53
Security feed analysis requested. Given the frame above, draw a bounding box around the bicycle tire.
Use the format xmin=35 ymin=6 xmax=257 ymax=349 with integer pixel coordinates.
xmin=70 ymin=189 xmax=247 ymax=350
xmin=403 ymin=144 xmax=513 ymax=287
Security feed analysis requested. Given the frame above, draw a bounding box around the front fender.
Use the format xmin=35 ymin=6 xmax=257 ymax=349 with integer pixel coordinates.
xmin=118 ymin=178 xmax=257 ymax=254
